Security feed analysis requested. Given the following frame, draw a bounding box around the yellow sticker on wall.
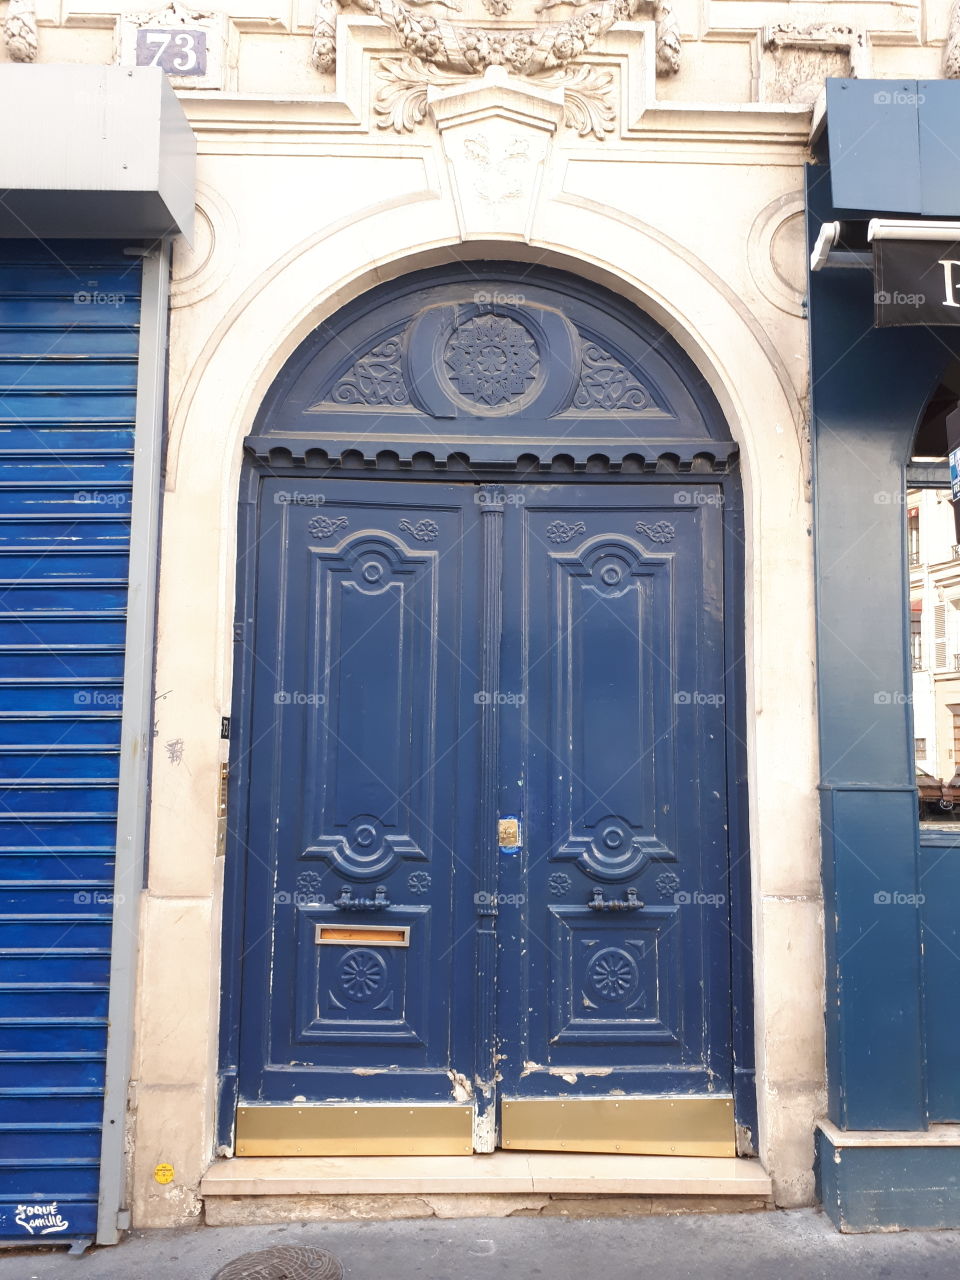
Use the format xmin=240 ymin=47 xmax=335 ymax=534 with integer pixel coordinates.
xmin=154 ymin=1163 xmax=175 ymax=1185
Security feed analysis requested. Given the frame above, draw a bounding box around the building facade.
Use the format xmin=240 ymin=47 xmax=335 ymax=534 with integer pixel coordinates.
xmin=1 ymin=0 xmax=959 ymax=1246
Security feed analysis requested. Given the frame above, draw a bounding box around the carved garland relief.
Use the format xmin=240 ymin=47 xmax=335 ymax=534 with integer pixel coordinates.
xmin=310 ymin=0 xmax=680 ymax=139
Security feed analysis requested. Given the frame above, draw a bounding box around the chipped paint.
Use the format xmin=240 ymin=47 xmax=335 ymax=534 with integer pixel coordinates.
xmin=473 ymin=1106 xmax=496 ymax=1152
xmin=449 ymin=1070 xmax=474 ymax=1102
xmin=474 ymin=1075 xmax=494 ymax=1100
xmin=521 ymin=1062 xmax=613 ymax=1080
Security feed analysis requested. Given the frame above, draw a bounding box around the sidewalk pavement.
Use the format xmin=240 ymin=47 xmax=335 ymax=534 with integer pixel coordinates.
xmin=2 ymin=1208 xmax=960 ymax=1279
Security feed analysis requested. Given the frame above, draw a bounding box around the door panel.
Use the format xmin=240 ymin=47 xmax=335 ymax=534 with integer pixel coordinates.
xmin=238 ymin=479 xmax=483 ymax=1107
xmin=236 ymin=476 xmax=736 ymax=1152
xmin=497 ymin=485 xmax=732 ymax=1108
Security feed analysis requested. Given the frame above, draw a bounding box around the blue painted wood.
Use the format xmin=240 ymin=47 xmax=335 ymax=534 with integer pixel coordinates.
xmin=496 ymin=486 xmax=732 ymax=1100
xmin=919 ymin=837 xmax=960 ymax=1121
xmin=817 ymin=1127 xmax=960 ymax=1231
xmin=237 ymin=480 xmax=485 ymax=1103
xmin=0 ymin=241 xmax=140 ymax=1243
xmin=228 ymin=267 xmax=748 ymax=1142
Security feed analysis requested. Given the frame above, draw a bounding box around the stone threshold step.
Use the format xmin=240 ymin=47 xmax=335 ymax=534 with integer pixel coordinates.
xmin=201 ymin=1152 xmax=772 ymax=1198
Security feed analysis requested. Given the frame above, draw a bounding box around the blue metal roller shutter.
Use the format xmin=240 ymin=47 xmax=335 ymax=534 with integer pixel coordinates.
xmin=0 ymin=242 xmax=142 ymax=1243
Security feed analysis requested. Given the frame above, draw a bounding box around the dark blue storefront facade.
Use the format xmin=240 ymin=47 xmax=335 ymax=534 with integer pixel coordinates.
xmin=809 ymin=79 xmax=960 ymax=1230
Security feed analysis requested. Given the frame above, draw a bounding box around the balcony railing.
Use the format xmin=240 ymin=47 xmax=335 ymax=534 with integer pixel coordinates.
xmin=910 ymin=550 xmax=921 ymax=567
xmin=954 ymin=654 xmax=960 ymax=671
xmin=912 ymin=656 xmax=924 ymax=670
xmin=953 ymin=545 xmax=960 ymax=560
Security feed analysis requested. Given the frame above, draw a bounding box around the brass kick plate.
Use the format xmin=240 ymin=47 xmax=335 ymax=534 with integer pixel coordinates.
xmin=501 ymin=1096 xmax=735 ymax=1157
xmin=235 ymin=1105 xmax=474 ymax=1156
xmin=315 ymin=923 xmax=410 ymax=946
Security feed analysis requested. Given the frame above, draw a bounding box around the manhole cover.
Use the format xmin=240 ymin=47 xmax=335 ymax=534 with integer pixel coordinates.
xmin=213 ymin=1245 xmax=344 ymax=1280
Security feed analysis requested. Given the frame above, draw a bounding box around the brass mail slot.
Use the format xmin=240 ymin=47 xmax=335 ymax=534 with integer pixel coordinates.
xmin=314 ymin=923 xmax=410 ymax=946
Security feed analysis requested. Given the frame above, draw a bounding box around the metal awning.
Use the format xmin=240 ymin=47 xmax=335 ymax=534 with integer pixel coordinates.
xmin=0 ymin=64 xmax=195 ymax=241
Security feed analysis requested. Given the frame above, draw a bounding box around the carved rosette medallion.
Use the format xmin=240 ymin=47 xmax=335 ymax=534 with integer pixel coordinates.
xmin=443 ymin=314 xmax=540 ymax=406
xmin=586 ymin=946 xmax=640 ymax=1002
xmin=337 ymin=948 xmax=388 ymax=1002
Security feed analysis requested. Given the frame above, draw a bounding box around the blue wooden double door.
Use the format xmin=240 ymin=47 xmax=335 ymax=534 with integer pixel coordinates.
xmin=235 ymin=474 xmax=735 ymax=1154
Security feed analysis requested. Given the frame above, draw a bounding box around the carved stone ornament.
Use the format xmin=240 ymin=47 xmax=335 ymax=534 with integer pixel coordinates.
xmin=312 ymin=0 xmax=680 ymax=86
xmin=760 ymin=23 xmax=865 ymax=106
xmin=374 ymin=55 xmax=615 ymax=137
xmin=2 ymin=0 xmax=38 ymax=62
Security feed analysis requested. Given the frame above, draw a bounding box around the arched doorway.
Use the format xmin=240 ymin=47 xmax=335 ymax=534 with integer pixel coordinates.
xmin=220 ymin=264 xmax=751 ymax=1159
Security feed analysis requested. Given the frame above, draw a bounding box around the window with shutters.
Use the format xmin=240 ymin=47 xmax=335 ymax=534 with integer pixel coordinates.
xmin=935 ymin=602 xmax=947 ymax=669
